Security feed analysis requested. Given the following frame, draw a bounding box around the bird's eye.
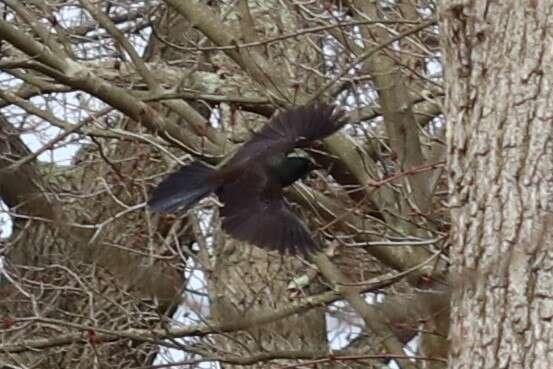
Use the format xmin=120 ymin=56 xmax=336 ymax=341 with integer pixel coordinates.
xmin=307 ymin=171 xmax=318 ymax=181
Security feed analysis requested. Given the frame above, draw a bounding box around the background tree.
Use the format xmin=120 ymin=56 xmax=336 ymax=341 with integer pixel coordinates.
xmin=0 ymin=1 xmax=454 ymax=368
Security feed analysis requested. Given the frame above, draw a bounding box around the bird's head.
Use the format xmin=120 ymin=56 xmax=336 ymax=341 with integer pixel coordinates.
xmin=276 ymin=156 xmax=321 ymax=187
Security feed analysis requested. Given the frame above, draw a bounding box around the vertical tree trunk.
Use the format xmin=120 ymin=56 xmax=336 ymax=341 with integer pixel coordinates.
xmin=440 ymin=2 xmax=553 ymax=368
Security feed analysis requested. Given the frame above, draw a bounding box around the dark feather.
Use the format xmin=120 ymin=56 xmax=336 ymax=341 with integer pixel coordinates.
xmin=227 ymin=103 xmax=344 ymax=168
xmin=218 ymin=169 xmax=318 ymax=255
xmin=221 ymin=203 xmax=318 ymax=255
xmin=148 ymin=161 xmax=217 ymax=213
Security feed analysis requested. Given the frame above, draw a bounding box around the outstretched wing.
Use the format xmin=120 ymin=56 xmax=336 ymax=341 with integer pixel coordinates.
xmin=227 ymin=103 xmax=344 ymax=167
xmin=218 ymin=168 xmax=319 ymax=255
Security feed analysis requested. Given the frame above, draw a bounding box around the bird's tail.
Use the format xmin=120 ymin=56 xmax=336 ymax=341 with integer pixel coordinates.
xmin=148 ymin=161 xmax=218 ymax=213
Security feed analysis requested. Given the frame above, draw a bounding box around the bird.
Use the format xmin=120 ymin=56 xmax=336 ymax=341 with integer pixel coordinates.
xmin=148 ymin=103 xmax=345 ymax=255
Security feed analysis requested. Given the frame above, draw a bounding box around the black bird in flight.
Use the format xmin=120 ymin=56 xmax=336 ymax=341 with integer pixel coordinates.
xmin=148 ymin=104 xmax=344 ymax=255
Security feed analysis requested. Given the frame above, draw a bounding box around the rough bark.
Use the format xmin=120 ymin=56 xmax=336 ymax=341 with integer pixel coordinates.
xmin=440 ymin=2 xmax=553 ymax=369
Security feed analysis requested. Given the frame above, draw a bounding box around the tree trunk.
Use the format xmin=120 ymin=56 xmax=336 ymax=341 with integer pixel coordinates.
xmin=440 ymin=2 xmax=553 ymax=368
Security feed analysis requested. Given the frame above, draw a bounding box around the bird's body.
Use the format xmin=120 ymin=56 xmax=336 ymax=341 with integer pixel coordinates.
xmin=148 ymin=104 xmax=344 ymax=255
